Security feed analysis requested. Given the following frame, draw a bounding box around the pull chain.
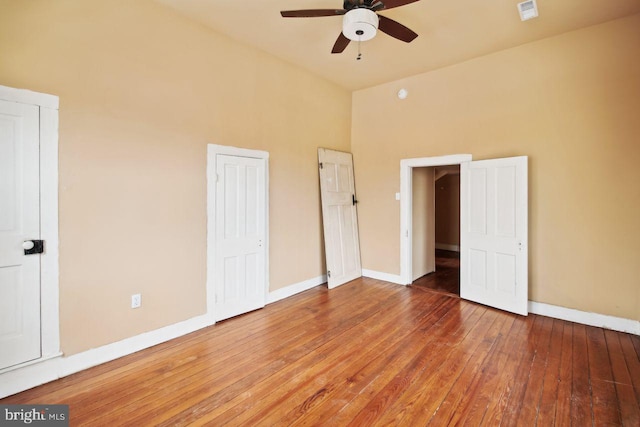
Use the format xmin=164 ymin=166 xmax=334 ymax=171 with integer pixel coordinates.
xmin=357 ymin=36 xmax=362 ymax=61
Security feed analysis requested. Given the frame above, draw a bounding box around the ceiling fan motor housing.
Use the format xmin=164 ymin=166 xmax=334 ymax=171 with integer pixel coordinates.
xmin=342 ymin=8 xmax=379 ymax=41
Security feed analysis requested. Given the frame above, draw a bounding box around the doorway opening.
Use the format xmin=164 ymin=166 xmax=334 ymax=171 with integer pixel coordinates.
xmin=399 ymin=154 xmax=471 ymax=287
xmin=409 ymin=165 xmax=461 ymax=296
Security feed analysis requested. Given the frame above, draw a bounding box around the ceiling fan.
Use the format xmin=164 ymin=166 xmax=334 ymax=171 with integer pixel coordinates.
xmin=281 ymin=0 xmax=420 ymax=54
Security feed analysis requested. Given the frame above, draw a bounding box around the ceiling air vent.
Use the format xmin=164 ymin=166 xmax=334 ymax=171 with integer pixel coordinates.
xmin=517 ymin=0 xmax=538 ymax=21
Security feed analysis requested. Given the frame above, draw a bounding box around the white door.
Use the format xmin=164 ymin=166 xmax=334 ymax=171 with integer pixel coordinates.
xmin=0 ymin=99 xmax=42 ymax=369
xmin=460 ymin=156 xmax=528 ymax=315
xmin=214 ymin=154 xmax=267 ymax=321
xmin=318 ymin=148 xmax=362 ymax=289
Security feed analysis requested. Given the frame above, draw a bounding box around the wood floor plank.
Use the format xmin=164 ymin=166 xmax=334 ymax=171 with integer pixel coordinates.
xmin=267 ymin=297 xmax=463 ymax=426
xmin=492 ymin=315 xmax=546 ymax=426
xmin=571 ymin=323 xmax=594 ymax=426
xmin=145 ymin=283 xmax=441 ymax=426
xmin=88 ymin=280 xmax=408 ymax=426
xmin=472 ymin=313 xmax=537 ymax=426
xmin=312 ymin=303 xmax=487 ymax=427
xmin=322 ymin=302 xmax=477 ymax=426
xmin=2 ymin=278 xmax=637 ymax=426
xmin=513 ymin=315 xmax=554 ymax=425
xmin=553 ymin=320 xmax=575 ymax=427
xmin=370 ymin=307 xmax=501 ymax=425
xmin=535 ymin=318 xmax=566 ymax=425
xmin=424 ymin=312 xmax=514 ymax=426
xmin=7 ymin=285 xmax=333 ymax=405
xmin=453 ymin=316 xmax=529 ymax=426
xmin=620 ymin=333 xmax=640 ymax=408
xmin=587 ymin=326 xmax=622 ymax=425
xmin=632 ymin=335 xmax=640 ymax=359
xmin=70 ymin=285 xmax=375 ymax=423
xmin=605 ymin=329 xmax=640 ymax=425
xmin=196 ymin=291 xmax=453 ymax=426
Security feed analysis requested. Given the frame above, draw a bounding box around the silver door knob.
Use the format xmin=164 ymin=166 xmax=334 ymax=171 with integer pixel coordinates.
xmin=22 ymin=241 xmax=35 ymax=250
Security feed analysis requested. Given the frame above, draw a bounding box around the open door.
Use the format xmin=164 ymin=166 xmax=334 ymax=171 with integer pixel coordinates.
xmin=318 ymin=148 xmax=362 ymax=289
xmin=460 ymin=156 xmax=528 ymax=315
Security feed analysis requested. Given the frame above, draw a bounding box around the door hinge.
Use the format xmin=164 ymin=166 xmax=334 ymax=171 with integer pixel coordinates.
xmin=327 ymin=270 xmax=331 ymax=278
xmin=319 ymin=162 xmax=323 ymax=169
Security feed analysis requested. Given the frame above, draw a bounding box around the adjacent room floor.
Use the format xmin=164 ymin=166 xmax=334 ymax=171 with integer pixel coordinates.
xmin=412 ymin=249 xmax=460 ymax=296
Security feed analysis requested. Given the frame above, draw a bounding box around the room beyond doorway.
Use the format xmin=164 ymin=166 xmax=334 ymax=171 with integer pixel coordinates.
xmin=409 ymin=161 xmax=460 ymax=297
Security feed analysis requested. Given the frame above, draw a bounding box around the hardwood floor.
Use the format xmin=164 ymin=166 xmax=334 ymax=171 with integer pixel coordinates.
xmin=412 ymin=249 xmax=460 ymax=295
xmin=2 ymin=278 xmax=639 ymax=426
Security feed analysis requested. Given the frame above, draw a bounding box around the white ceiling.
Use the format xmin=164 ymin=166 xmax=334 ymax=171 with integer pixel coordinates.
xmin=157 ymin=0 xmax=640 ymax=91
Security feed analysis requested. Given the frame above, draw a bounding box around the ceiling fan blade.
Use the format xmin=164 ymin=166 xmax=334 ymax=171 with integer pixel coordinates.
xmin=379 ymin=0 xmax=420 ymax=10
xmin=281 ymin=9 xmax=346 ymax=18
xmin=331 ymin=32 xmax=351 ymax=54
xmin=377 ymin=15 xmax=418 ymax=43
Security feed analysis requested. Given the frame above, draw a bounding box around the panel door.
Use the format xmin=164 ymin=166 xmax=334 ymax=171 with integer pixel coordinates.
xmin=214 ymin=154 xmax=267 ymax=321
xmin=460 ymin=156 xmax=528 ymax=315
xmin=318 ymin=148 xmax=362 ymax=289
xmin=0 ymin=99 xmax=41 ymax=369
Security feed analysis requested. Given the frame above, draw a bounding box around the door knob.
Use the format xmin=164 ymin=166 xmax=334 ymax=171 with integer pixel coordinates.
xmin=23 ymin=240 xmax=44 ymax=255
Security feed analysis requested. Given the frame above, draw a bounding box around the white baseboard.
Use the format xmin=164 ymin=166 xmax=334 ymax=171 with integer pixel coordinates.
xmin=267 ymin=275 xmax=326 ymax=304
xmin=528 ymin=301 xmax=639 ymax=335
xmin=0 ymin=313 xmax=215 ymax=399
xmin=435 ymin=243 xmax=460 ymax=252
xmin=362 ymin=269 xmax=404 ymax=285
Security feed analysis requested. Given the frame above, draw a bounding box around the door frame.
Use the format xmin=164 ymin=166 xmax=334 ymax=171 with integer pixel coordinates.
xmin=206 ymin=144 xmax=269 ymax=318
xmin=400 ymin=154 xmax=472 ymax=285
xmin=0 ymin=85 xmax=61 ymax=371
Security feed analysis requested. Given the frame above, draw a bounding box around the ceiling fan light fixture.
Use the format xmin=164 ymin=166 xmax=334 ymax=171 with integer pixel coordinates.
xmin=342 ymin=8 xmax=378 ymax=41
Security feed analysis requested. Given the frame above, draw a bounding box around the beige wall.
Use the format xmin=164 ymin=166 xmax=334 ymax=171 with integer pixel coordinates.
xmin=353 ymin=14 xmax=640 ymax=321
xmin=412 ymin=167 xmax=435 ymax=280
xmin=0 ymin=0 xmax=351 ymax=355
xmin=435 ymin=173 xmax=460 ymax=248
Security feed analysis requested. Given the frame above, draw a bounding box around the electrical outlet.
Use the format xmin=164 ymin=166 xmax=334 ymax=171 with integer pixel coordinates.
xmin=131 ymin=294 xmax=141 ymax=309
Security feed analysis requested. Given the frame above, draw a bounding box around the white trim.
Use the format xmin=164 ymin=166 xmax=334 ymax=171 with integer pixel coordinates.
xmin=206 ymin=144 xmax=270 ymax=319
xmin=0 ymin=86 xmax=60 ymax=369
xmin=267 ymin=275 xmax=327 ymax=304
xmin=0 ymin=85 xmax=59 ymax=110
xmin=0 ymin=313 xmax=215 ymax=399
xmin=400 ymin=154 xmax=472 ymax=285
xmin=207 ymin=143 xmax=269 ymax=159
xmin=39 ymin=106 xmax=60 ymax=360
xmin=362 ymin=269 xmax=404 ymax=285
xmin=529 ymin=301 xmax=639 ymax=335
xmin=435 ymin=243 xmax=460 ymax=252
